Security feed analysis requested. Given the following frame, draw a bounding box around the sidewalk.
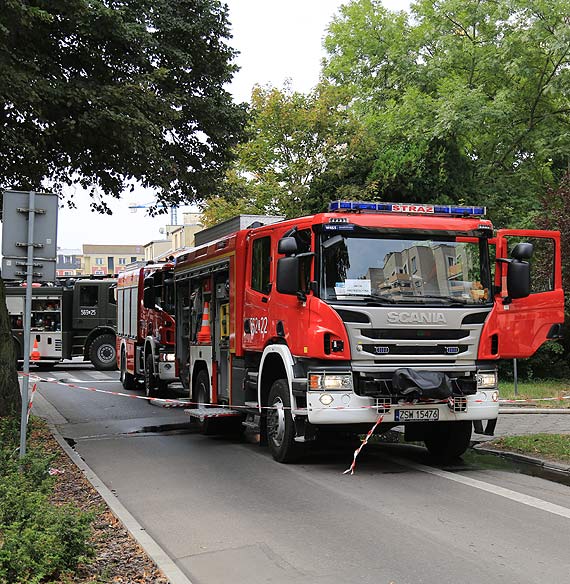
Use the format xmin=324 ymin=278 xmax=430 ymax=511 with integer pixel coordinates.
xmin=473 ymin=409 xmax=570 ymax=444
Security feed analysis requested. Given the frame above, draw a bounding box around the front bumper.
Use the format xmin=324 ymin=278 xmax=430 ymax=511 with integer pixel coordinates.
xmin=306 ymin=390 xmax=499 ymax=425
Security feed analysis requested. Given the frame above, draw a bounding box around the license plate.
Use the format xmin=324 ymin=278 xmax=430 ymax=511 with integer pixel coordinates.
xmin=394 ymin=409 xmax=439 ymax=422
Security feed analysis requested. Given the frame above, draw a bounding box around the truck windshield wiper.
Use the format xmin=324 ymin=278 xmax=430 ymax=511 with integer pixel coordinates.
xmin=413 ymin=294 xmax=466 ymax=306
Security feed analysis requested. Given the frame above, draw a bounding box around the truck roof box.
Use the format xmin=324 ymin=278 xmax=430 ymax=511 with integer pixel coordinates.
xmin=194 ymin=214 xmax=285 ymax=246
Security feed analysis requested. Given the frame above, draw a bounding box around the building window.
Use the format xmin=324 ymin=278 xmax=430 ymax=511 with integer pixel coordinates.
xmin=411 ymin=256 xmax=417 ymax=274
xmin=95 ymin=258 xmax=104 ymax=265
xmin=130 ymin=257 xmax=137 ymax=263
xmin=118 ymin=258 xmax=126 ymax=265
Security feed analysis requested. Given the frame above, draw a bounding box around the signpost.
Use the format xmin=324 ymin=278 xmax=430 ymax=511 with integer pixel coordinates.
xmin=1 ymin=190 xmax=58 ymax=458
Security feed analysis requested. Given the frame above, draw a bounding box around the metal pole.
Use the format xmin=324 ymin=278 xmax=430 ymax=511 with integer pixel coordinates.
xmin=19 ymin=191 xmax=35 ymax=459
xmin=513 ymin=358 xmax=518 ymax=397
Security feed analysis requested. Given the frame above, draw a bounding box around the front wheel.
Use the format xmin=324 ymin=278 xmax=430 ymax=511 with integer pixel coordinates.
xmin=144 ymin=353 xmax=161 ymax=399
xmin=424 ymin=421 xmax=472 ymax=461
xmin=192 ymin=369 xmax=214 ymax=434
xmin=120 ymin=350 xmax=137 ymax=390
xmin=266 ymin=379 xmax=302 ymax=463
xmin=90 ymin=334 xmax=117 ymax=371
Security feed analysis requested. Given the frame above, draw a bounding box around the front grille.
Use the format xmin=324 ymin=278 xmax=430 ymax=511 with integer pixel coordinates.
xmin=357 ymin=374 xmax=476 ymax=401
xmin=361 ymin=344 xmax=468 ymax=356
xmin=361 ymin=329 xmax=468 ymax=341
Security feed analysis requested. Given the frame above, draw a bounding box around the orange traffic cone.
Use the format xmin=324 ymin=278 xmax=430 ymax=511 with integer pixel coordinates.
xmin=30 ymin=338 xmax=41 ymax=361
xmin=197 ymin=302 xmax=211 ymax=344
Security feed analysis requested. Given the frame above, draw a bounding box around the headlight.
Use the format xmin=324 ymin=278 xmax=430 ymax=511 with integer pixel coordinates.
xmin=309 ymin=373 xmax=353 ymax=391
xmin=477 ymin=371 xmax=497 ymax=389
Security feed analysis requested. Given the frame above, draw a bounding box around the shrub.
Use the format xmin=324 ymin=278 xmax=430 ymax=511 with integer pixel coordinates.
xmin=0 ymin=418 xmax=94 ymax=583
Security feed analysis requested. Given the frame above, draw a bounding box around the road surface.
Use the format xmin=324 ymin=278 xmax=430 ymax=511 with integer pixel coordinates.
xmin=33 ymin=364 xmax=570 ymax=584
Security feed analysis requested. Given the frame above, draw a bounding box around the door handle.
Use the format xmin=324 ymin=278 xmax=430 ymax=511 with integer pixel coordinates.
xmin=244 ymin=319 xmax=251 ymax=334
xmin=261 ymin=297 xmax=268 ymax=304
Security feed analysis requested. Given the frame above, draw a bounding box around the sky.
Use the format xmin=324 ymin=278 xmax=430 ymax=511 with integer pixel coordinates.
xmin=51 ymin=0 xmax=411 ymax=250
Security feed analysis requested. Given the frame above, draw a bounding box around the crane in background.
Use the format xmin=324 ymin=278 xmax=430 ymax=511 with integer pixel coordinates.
xmin=128 ymin=202 xmax=179 ymax=225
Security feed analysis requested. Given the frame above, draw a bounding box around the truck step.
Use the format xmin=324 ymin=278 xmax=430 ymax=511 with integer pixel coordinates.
xmin=242 ymin=419 xmax=260 ymax=432
xmin=184 ymin=407 xmax=242 ymax=422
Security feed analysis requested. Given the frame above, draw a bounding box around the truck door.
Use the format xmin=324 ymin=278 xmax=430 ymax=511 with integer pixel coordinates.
xmin=243 ymin=234 xmax=272 ymax=351
xmin=73 ymin=283 xmax=101 ymax=332
xmin=492 ymin=229 xmax=564 ymax=358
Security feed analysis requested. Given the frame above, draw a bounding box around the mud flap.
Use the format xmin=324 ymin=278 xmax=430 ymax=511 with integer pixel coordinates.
xmin=473 ymin=419 xmax=497 ymax=436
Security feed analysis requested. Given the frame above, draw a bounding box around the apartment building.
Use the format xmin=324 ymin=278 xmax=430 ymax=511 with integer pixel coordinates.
xmin=82 ymin=244 xmax=144 ymax=275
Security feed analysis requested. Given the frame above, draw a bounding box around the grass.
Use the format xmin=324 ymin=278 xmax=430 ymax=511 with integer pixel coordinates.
xmin=489 ymin=434 xmax=570 ymax=464
xmin=498 ymin=379 xmax=570 ymax=407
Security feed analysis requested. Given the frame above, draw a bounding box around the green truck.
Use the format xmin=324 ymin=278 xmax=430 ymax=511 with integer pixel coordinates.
xmin=6 ymin=278 xmax=117 ymax=370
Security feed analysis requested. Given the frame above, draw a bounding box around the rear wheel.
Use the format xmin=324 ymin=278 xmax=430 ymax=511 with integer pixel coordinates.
xmin=90 ymin=334 xmax=117 ymax=371
xmin=424 ymin=421 xmax=472 ymax=461
xmin=120 ymin=350 xmax=137 ymax=390
xmin=193 ymin=369 xmax=214 ymax=434
xmin=266 ymin=379 xmax=302 ymax=463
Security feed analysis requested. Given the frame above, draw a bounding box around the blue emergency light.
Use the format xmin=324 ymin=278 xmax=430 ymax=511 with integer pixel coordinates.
xmin=328 ymin=201 xmax=486 ymax=217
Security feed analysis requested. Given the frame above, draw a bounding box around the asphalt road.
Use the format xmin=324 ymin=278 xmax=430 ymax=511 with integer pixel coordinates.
xmin=33 ymin=364 xmax=570 ymax=584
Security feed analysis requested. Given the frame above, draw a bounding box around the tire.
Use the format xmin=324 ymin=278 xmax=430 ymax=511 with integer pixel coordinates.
xmin=89 ymin=334 xmax=117 ymax=371
xmin=193 ymin=369 xmax=215 ymax=434
xmin=120 ymin=350 xmax=137 ymax=390
xmin=424 ymin=421 xmax=472 ymax=461
xmin=144 ymin=353 xmax=159 ymax=398
xmin=266 ymin=379 xmax=302 ymax=463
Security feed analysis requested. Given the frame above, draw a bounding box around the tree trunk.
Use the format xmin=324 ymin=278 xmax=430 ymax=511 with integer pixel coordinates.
xmin=0 ymin=279 xmax=21 ymax=417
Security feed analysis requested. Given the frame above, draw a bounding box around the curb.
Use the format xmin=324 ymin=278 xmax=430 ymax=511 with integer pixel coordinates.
xmin=46 ymin=422 xmax=194 ymax=584
xmin=473 ymin=443 xmax=570 ymax=474
xmin=499 ymin=408 xmax=570 ymax=414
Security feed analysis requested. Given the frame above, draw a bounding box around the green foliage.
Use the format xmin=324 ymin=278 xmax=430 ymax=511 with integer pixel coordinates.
xmin=499 ymin=341 xmax=570 ymax=380
xmin=323 ymin=0 xmax=570 ymax=224
xmin=0 ymin=0 xmax=246 ymax=212
xmin=0 ymin=418 xmax=94 ymax=583
xmin=201 ymin=82 xmax=362 ymax=223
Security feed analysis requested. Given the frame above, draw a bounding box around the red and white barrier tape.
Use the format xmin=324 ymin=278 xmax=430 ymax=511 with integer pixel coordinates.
xmin=26 ymin=383 xmax=37 ymax=424
xmin=343 ymin=414 xmax=386 ymax=475
xmin=17 ymin=372 xmax=451 ymax=412
xmin=499 ymin=395 xmax=570 ymax=404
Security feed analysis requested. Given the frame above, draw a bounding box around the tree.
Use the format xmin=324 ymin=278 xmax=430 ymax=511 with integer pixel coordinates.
xmin=322 ymin=0 xmax=570 ymax=225
xmin=201 ymin=82 xmax=362 ymax=224
xmin=0 ymin=0 xmax=246 ymax=212
xmin=0 ymin=0 xmax=246 ymax=416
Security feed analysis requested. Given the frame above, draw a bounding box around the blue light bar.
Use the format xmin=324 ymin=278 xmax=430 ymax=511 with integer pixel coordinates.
xmin=328 ymin=201 xmax=486 ymax=217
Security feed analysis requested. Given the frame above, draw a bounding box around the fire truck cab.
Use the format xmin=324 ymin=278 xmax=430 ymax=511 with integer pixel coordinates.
xmin=174 ymin=203 xmax=564 ymax=462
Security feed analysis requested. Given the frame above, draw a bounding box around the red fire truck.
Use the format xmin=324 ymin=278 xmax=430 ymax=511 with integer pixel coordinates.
xmin=174 ymin=202 xmax=564 ymax=462
xmin=116 ymin=261 xmax=177 ymax=397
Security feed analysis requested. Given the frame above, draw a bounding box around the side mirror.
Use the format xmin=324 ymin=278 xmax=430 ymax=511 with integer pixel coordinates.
xmin=277 ymin=256 xmax=300 ymax=295
xmin=143 ymin=286 xmax=155 ymax=309
xmin=278 ymin=237 xmax=298 ymax=256
xmin=512 ymin=243 xmax=533 ymax=261
xmin=507 ymin=261 xmax=530 ymax=299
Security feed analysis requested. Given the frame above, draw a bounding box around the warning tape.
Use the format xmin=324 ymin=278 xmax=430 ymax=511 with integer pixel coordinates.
xmin=26 ymin=383 xmax=37 ymax=423
xmin=17 ymin=372 xmax=453 ymax=412
xmin=343 ymin=413 xmax=386 ymax=475
xmin=18 ymin=372 xmax=570 ymax=414
xmin=499 ymin=395 xmax=570 ymax=404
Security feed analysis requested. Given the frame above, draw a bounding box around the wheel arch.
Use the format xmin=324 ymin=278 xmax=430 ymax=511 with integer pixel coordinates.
xmin=84 ymin=326 xmax=116 ymax=359
xmin=258 ymin=344 xmax=295 ymax=414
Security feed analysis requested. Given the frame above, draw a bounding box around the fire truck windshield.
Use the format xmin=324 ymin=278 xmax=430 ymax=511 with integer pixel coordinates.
xmin=321 ymin=233 xmax=491 ymax=306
